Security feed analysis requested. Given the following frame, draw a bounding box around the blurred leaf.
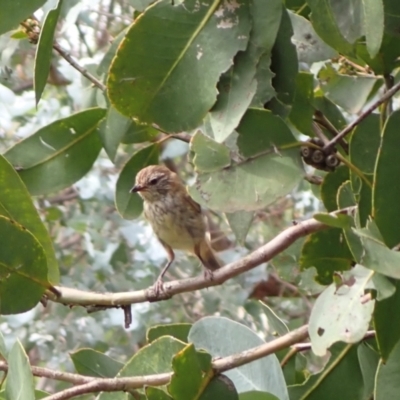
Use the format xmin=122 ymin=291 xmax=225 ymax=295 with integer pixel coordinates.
xmin=268 ymin=8 xmax=298 ymax=117
xmin=308 ymin=265 xmax=374 ymax=356
xmin=199 ymin=375 xmax=238 ymax=400
xmin=374 ymin=280 xmax=400 ymax=361
xmin=146 ymin=387 xmax=173 ymax=400
xmin=373 ymin=110 xmax=400 ymax=248
xmin=355 ymin=221 xmax=400 ymax=279
xmin=97 ymin=28 xmax=128 ymax=76
xmin=375 ymin=337 xmax=400 ymax=400
xmin=305 ymin=0 xmax=354 ymax=55
xmin=239 ymin=392 xmax=279 ymax=400
xmin=357 ymin=341 xmax=380 ymax=400
xmin=0 ymin=216 xmax=50 ymax=314
xmin=288 ymin=12 xmax=337 ymax=64
xmin=0 ymin=155 xmax=58 ymax=283
xmin=288 ymin=72 xmax=314 ymax=135
xmin=108 ymin=0 xmax=251 ymax=132
xmin=34 ymin=0 xmax=63 ymax=105
xmin=207 ymin=0 xmax=282 ymax=142
xmin=99 ymin=106 xmax=131 ymax=161
xmin=225 ymin=210 xmax=253 ymax=245
xmin=115 ymin=144 xmax=160 ymax=220
xmin=313 ymin=95 xmax=347 ymax=133
xmin=4 ymin=108 xmax=106 ymax=196
xmin=128 ymin=0 xmax=156 ymax=12
xmin=5 ymin=340 xmax=35 ymax=400
xmin=251 ymin=52 xmax=275 ymax=107
xmin=189 ymin=316 xmax=288 ymax=400
xmin=0 ymin=331 xmax=7 ymax=358
xmin=190 ymin=132 xmax=231 ymax=172
xmin=259 ymin=301 xmax=289 ymax=336
xmin=168 ymin=344 xmax=211 ymax=400
xmin=289 ymin=343 xmax=364 ymax=400
xmin=363 ymin=0 xmax=384 ymax=58
xmin=372 ymin=273 xmax=396 ymax=301
xmin=300 ymin=227 xmax=353 ymax=285
xmin=122 ymin=120 xmax=158 ymax=144
xmin=70 ymin=348 xmax=123 ymax=377
xmin=320 ymin=165 xmax=349 ymax=212
xmin=0 ymin=0 xmax=46 ymax=35
xmin=147 ymin=323 xmax=192 ymax=343
xmin=318 ymin=64 xmax=378 ymax=114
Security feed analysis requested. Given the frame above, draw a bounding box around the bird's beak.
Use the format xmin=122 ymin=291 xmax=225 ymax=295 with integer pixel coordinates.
xmin=130 ymin=184 xmax=144 ymax=193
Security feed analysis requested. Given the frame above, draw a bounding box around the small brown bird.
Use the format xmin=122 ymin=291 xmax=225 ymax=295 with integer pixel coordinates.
xmin=130 ymin=165 xmax=221 ymax=294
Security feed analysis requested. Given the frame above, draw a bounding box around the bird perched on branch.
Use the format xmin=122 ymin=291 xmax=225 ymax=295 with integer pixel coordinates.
xmin=130 ymin=165 xmax=221 ymax=294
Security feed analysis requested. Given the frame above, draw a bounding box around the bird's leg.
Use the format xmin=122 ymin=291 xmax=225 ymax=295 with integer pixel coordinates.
xmin=203 ymin=269 xmax=214 ymax=281
xmin=153 ymin=241 xmax=175 ymax=296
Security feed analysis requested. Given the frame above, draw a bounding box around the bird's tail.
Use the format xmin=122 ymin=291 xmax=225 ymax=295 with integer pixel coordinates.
xmin=195 ymin=239 xmax=222 ymax=271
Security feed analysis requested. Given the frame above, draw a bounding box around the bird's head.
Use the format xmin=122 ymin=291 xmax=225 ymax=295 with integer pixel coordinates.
xmin=130 ymin=165 xmax=179 ymax=202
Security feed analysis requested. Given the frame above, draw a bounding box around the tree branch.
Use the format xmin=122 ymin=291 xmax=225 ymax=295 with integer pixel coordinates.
xmin=47 ymin=209 xmax=352 ymax=309
xmin=323 ymin=80 xmax=400 ymax=152
xmin=40 ymin=325 xmax=309 ymax=400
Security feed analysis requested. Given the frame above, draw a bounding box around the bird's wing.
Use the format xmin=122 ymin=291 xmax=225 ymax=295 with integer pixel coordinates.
xmin=183 ymin=192 xmax=202 ymax=213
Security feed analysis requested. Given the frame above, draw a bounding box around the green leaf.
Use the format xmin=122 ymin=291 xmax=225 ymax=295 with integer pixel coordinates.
xmin=289 ymin=343 xmax=364 ymax=400
xmin=189 ymin=152 xmax=302 ymax=213
xmin=318 ymin=64 xmax=378 ymax=114
xmin=147 ymin=323 xmax=192 ymax=343
xmin=288 ymin=72 xmax=314 ymax=135
xmin=375 ymin=338 xmax=400 ymax=400
xmin=308 ymin=265 xmax=374 ymax=356
xmin=146 ymin=387 xmax=173 ymax=400
xmin=118 ymin=336 xmax=186 ymax=377
xmin=0 ymin=216 xmax=50 ymax=314
xmin=128 ymin=0 xmax=156 ymax=12
xmin=239 ymin=391 xmax=279 ymax=400
xmin=122 ymin=120 xmax=158 ymax=144
xmin=115 ymin=144 xmax=160 ymax=220
xmin=373 ymin=110 xmax=400 ymax=248
xmin=5 ymin=340 xmax=35 ymax=400
xmin=225 ymin=210 xmax=253 ymax=245
xmin=168 ymin=344 xmax=211 ymax=400
xmin=357 ymin=341 xmax=380 ymax=400
xmin=250 ymin=52 xmax=275 ymax=107
xmin=320 ymin=165 xmax=349 ymax=212
xmin=0 ymin=0 xmax=46 ymax=35
xmin=313 ymin=95 xmax=347 ymax=133
xmin=313 ymin=213 xmax=352 ymax=229
xmin=199 ymin=375 xmax=238 ymax=400
xmin=363 ymin=0 xmax=384 ymax=58
xmin=305 ymin=0 xmax=354 ymax=55
xmin=70 ymin=348 xmax=123 ymax=378
xmin=355 ymin=221 xmax=400 ymax=280
xmin=99 ymin=106 xmax=131 ymax=161
xmin=190 ymin=132 xmax=231 ymax=172
xmin=108 ymin=0 xmax=251 ymax=132
xmin=189 ymin=316 xmax=288 ymax=400
xmin=259 ymin=301 xmax=289 ymax=337
xmin=0 ymin=155 xmax=58 ymax=283
xmin=374 ymin=280 xmax=400 ymax=361
xmin=34 ymin=0 xmax=63 ymax=105
xmin=288 ymin=11 xmax=337 ymax=64
xmin=350 ymin=113 xmax=380 ymax=172
xmin=0 ymin=331 xmax=7 ymax=358
xmin=268 ymin=8 xmax=298 ymax=117
xmin=4 ymin=108 xmax=106 ymax=196
xmin=300 ymin=227 xmax=353 ymax=285
xmin=207 ymin=0 xmax=282 ymax=142
xmin=237 ymin=109 xmax=298 ymax=158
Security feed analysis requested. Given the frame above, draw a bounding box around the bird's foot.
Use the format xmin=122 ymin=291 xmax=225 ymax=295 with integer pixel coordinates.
xmin=153 ymin=278 xmax=165 ymax=297
xmin=203 ymin=269 xmax=214 ymax=281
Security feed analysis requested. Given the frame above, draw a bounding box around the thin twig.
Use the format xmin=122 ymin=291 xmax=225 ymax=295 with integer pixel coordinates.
xmin=323 ymin=80 xmax=400 ymax=152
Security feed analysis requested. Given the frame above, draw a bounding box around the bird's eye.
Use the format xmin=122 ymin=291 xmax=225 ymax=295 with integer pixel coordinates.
xmin=149 ymin=177 xmax=159 ymax=185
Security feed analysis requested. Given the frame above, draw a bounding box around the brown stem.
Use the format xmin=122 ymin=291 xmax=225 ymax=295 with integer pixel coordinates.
xmin=323 ymin=80 xmax=400 ymax=152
